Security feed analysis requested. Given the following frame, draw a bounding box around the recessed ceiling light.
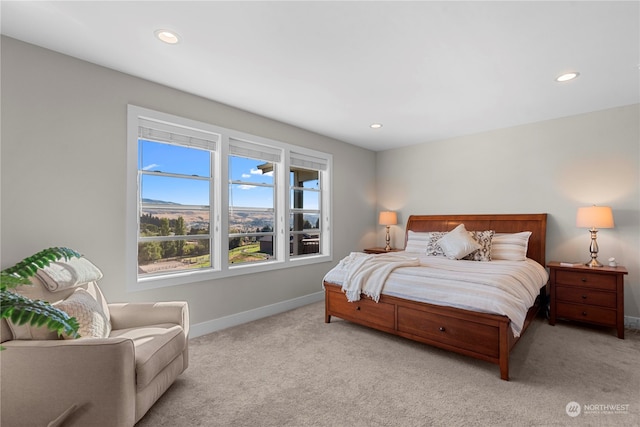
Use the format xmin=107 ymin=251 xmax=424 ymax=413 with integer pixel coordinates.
xmin=370 ymin=123 xmax=383 ymax=129
xmin=154 ymin=29 xmax=180 ymax=45
xmin=556 ymin=72 xmax=580 ymax=82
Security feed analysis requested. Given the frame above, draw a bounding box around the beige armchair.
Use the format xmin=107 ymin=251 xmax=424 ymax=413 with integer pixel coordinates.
xmin=0 ymin=258 xmax=189 ymax=427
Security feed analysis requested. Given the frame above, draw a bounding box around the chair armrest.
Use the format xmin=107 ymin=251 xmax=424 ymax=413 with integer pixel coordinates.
xmin=109 ymin=301 xmax=189 ymax=337
xmin=0 ymin=338 xmax=136 ymax=427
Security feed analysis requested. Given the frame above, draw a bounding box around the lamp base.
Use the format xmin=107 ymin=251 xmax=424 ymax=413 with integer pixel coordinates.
xmin=585 ymin=259 xmax=603 ymax=268
xmin=385 ymin=226 xmax=391 ymax=251
xmin=585 ymin=228 xmax=602 ymax=268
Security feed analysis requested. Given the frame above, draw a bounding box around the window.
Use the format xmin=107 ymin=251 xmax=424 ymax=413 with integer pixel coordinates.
xmin=227 ymin=140 xmax=279 ymax=265
xmin=127 ymin=106 xmax=332 ymax=290
xmin=290 ymin=152 xmax=327 ymax=257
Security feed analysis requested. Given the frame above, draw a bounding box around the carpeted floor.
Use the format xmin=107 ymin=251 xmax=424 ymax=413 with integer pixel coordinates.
xmin=137 ymin=302 xmax=640 ymax=427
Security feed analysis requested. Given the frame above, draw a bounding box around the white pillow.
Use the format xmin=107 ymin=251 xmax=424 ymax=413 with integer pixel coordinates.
xmin=37 ymin=256 xmax=103 ymax=292
xmin=491 ymin=231 xmax=532 ymax=261
xmin=54 ymin=288 xmax=111 ymax=339
xmin=405 ymin=231 xmax=430 ymax=253
xmin=437 ymin=224 xmax=481 ymax=260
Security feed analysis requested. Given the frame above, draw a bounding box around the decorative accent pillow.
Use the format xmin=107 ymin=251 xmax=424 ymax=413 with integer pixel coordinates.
xmin=436 ymin=224 xmax=481 ymax=260
xmin=425 ymin=232 xmax=447 ymax=257
xmin=37 ymin=256 xmax=103 ymax=292
xmin=463 ymin=230 xmax=495 ymax=262
xmin=405 ymin=231 xmax=448 ymax=256
xmin=6 ymin=276 xmax=62 ymax=340
xmin=491 ymin=231 xmax=532 ymax=261
xmin=6 ymin=316 xmax=60 ymax=341
xmin=54 ymin=288 xmax=111 ymax=339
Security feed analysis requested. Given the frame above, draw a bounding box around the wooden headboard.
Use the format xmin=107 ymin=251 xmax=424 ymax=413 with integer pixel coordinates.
xmin=404 ymin=214 xmax=547 ymax=266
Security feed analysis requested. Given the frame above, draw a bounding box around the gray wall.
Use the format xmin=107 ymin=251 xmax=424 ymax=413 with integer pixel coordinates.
xmin=376 ymin=104 xmax=640 ymax=318
xmin=1 ymin=37 xmax=377 ymax=327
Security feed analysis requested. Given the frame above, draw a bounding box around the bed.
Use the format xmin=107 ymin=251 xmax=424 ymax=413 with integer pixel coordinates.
xmin=323 ymin=213 xmax=548 ymax=380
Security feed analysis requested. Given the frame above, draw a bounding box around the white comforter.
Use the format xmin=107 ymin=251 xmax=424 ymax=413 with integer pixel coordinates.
xmin=323 ymin=252 xmax=549 ymax=337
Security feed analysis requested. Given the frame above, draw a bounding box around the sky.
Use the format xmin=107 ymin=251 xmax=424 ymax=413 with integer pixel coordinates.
xmin=139 ymin=140 xmax=318 ymax=209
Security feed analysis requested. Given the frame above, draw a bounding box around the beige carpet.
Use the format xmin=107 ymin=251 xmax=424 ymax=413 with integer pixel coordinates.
xmin=137 ymin=302 xmax=640 ymax=426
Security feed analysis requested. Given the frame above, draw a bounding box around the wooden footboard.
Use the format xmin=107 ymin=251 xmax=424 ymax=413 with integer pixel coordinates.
xmin=325 ymin=282 xmax=543 ymax=380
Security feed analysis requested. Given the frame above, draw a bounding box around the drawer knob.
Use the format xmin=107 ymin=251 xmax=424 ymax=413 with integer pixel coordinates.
xmin=582 ymin=295 xmax=587 ymax=299
xmin=582 ymin=311 xmax=588 ymax=316
xmin=355 ymin=306 xmax=361 ymax=311
xmin=439 ymin=327 xmax=446 ymax=332
xmin=581 ymin=278 xmax=587 ymax=282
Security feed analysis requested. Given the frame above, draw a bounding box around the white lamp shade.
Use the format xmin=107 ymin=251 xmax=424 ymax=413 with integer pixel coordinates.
xmin=379 ymin=211 xmax=397 ymax=226
xmin=576 ymin=206 xmax=614 ymax=229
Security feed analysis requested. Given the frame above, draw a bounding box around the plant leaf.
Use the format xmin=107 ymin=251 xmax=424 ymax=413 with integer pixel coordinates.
xmin=0 ymin=247 xmax=83 ymax=344
xmin=1 ymin=290 xmax=80 ymax=338
xmin=0 ymin=247 xmax=81 ymax=290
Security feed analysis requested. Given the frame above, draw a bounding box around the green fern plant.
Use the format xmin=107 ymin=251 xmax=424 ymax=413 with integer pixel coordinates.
xmin=1 ymin=247 xmax=82 ymax=342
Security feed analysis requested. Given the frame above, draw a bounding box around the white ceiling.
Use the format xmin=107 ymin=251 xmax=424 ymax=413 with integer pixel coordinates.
xmin=2 ymin=1 xmax=639 ymax=151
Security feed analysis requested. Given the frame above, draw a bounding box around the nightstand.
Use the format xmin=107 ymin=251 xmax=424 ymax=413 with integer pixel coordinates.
xmin=548 ymin=261 xmax=628 ymax=338
xmin=363 ymin=247 xmax=402 ymax=254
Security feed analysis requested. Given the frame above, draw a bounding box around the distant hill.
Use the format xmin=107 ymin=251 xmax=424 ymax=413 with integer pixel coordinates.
xmin=142 ymin=198 xmax=182 ymax=205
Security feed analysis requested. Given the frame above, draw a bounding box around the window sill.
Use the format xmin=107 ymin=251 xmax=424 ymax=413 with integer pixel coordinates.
xmin=128 ymin=253 xmax=333 ymax=292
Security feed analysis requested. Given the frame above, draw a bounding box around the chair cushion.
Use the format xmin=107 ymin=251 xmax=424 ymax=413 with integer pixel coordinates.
xmin=109 ymin=323 xmax=185 ymax=390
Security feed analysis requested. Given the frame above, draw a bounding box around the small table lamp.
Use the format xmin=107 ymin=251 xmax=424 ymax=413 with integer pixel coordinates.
xmin=379 ymin=211 xmax=398 ymax=251
xmin=576 ymin=205 xmax=614 ymax=267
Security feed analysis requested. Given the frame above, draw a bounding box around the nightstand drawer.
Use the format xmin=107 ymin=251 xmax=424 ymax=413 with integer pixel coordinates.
xmin=555 ymin=270 xmax=616 ymax=291
xmin=555 ymin=286 xmax=616 ymax=308
xmin=556 ymin=302 xmax=616 ymax=326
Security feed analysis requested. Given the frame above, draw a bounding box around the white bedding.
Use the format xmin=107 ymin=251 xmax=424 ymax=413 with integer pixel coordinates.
xmin=323 ymin=252 xmax=549 ymax=337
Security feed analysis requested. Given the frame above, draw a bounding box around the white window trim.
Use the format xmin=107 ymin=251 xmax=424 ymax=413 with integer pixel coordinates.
xmin=126 ymin=105 xmax=332 ymax=291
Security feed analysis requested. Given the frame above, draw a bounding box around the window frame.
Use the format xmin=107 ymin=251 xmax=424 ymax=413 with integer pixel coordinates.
xmin=126 ymin=105 xmax=332 ymax=291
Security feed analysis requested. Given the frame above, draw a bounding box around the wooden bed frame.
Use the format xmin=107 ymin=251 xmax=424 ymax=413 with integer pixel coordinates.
xmin=324 ymin=213 xmax=548 ymax=380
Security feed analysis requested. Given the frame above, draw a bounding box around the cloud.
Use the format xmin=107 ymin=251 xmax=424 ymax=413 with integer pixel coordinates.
xmin=250 ymin=168 xmax=262 ymax=175
xmin=241 ymin=173 xmax=251 ymax=178
xmin=143 ymin=163 xmax=160 ymax=171
xmin=239 ymin=185 xmax=256 ymax=190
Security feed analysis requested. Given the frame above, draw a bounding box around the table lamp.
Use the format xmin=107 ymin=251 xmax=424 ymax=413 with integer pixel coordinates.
xmin=379 ymin=211 xmax=398 ymax=251
xmin=576 ymin=205 xmax=614 ymax=267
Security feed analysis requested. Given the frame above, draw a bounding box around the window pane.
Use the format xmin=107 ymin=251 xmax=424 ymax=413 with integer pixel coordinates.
xmin=139 ymin=139 xmax=210 ymax=177
xmin=290 ymin=209 xmax=320 ymax=256
xmin=141 ymin=175 xmax=209 ymax=206
xmin=229 ymin=235 xmax=273 ymax=264
xmin=290 ymin=189 xmax=319 ymax=210
xmin=228 ymin=155 xmax=275 ymax=265
xmin=140 ymin=209 xmax=210 ymax=237
xmin=229 ymin=184 xmax=274 ymax=209
xmin=229 ymin=208 xmax=275 ymax=235
xmin=229 ymin=156 xmax=273 ymax=185
xmin=289 ymin=233 xmax=320 ymax=255
xmin=290 ymin=169 xmax=319 ymax=188
xmin=290 ymin=213 xmax=321 ymax=232
xmin=138 ymin=239 xmax=211 ymax=276
xmin=290 ymin=167 xmax=321 ymax=258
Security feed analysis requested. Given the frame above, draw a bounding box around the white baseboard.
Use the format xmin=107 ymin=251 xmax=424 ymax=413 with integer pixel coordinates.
xmin=189 ymin=291 xmax=325 ymax=338
xmin=624 ymin=315 xmax=640 ymax=330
